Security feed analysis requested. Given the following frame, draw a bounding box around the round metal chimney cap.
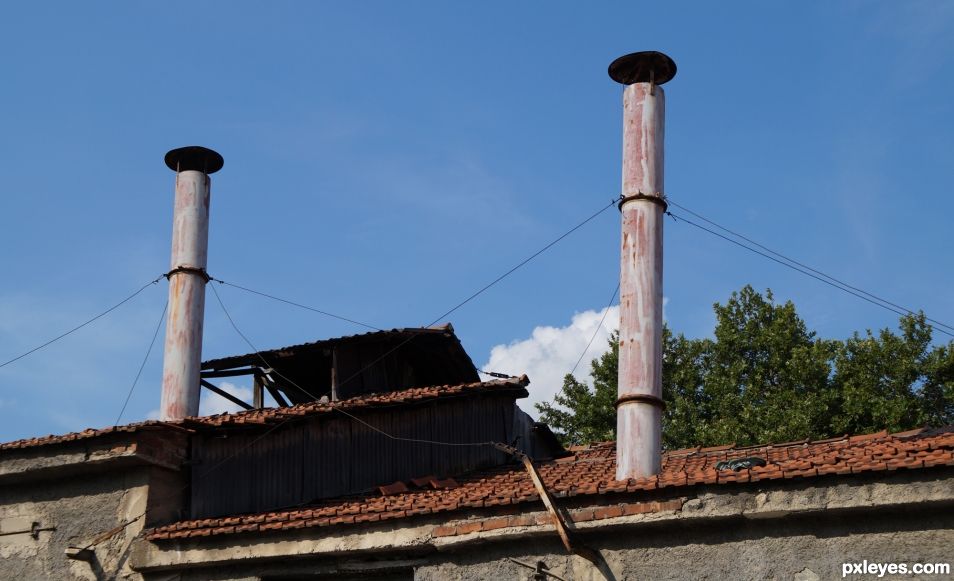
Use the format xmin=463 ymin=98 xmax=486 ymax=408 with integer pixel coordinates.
xmin=608 ymin=51 xmax=677 ymax=85
xmin=164 ymin=146 xmax=224 ymax=174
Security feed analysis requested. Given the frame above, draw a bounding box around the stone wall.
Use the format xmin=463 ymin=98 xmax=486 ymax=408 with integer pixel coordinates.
xmin=0 ymin=467 xmax=149 ymax=580
xmin=416 ymin=506 xmax=952 ymax=580
xmin=0 ymin=432 xmax=187 ymax=581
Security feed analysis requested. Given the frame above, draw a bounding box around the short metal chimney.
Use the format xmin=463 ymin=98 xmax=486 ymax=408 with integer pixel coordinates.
xmin=159 ymin=146 xmax=223 ymax=421
xmin=610 ymin=52 xmax=676 ymax=479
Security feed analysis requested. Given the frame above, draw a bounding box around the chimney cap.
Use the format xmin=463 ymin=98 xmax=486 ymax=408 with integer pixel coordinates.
xmin=164 ymin=146 xmax=224 ymax=174
xmin=608 ymin=51 xmax=677 ymax=86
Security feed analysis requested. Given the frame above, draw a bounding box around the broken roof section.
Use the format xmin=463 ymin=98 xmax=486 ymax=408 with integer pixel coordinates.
xmin=200 ymin=323 xmax=481 ymax=407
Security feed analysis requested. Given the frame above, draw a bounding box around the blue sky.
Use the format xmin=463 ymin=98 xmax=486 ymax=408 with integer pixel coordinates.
xmin=1 ymin=2 xmax=952 ymax=442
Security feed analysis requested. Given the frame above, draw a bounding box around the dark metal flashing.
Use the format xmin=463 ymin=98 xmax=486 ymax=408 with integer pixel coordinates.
xmin=164 ymin=146 xmax=224 ymax=174
xmin=201 ymin=325 xmax=476 ymax=375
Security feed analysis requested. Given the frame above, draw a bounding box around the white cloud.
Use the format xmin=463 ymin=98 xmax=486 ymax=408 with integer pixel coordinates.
xmin=483 ymin=298 xmax=669 ymax=420
xmin=483 ymin=306 xmax=620 ymax=419
xmin=199 ymin=382 xmax=253 ymax=416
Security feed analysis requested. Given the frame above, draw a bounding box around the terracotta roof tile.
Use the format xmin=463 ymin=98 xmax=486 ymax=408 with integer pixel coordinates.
xmin=145 ymin=425 xmax=954 ymax=541
xmin=378 ymin=481 xmax=410 ymax=496
xmin=0 ymin=423 xmax=172 ymax=452
xmin=0 ymin=376 xmax=529 ymax=452
xmin=411 ymin=475 xmax=438 ymax=487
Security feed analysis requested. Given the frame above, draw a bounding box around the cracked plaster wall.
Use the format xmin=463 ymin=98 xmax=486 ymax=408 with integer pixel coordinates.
xmin=0 ymin=468 xmax=151 ymax=581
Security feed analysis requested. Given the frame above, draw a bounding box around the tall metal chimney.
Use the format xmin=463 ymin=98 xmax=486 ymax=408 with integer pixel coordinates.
xmin=159 ymin=146 xmax=223 ymax=421
xmin=610 ymin=52 xmax=676 ymax=479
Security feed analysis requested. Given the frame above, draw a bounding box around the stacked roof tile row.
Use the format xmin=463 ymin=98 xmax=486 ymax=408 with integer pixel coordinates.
xmin=145 ymin=426 xmax=954 ymax=541
xmin=0 ymin=423 xmax=175 ymax=452
xmin=183 ymin=375 xmax=528 ymax=429
xmin=0 ymin=376 xmax=528 ymax=451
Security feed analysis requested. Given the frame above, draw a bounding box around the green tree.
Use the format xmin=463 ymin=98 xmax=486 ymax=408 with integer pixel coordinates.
xmin=919 ymin=339 xmax=954 ymax=427
xmin=536 ymin=286 xmax=954 ymax=448
xmin=659 ymin=328 xmax=710 ymax=449
xmin=700 ymin=286 xmax=836 ymax=446
xmin=831 ymin=313 xmax=954 ymax=434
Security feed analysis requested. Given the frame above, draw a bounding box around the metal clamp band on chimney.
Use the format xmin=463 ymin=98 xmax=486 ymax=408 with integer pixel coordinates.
xmin=159 ymin=146 xmax=223 ymax=421
xmin=165 ymin=265 xmax=213 ymax=283
xmin=618 ymin=193 xmax=669 ymax=212
xmin=610 ymin=51 xmax=676 ymax=481
xmin=615 ymin=393 xmax=667 ymax=410
xmin=616 ymin=192 xmax=669 ymax=212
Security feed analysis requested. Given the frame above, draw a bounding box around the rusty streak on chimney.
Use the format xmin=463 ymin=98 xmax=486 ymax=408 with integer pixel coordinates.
xmin=610 ymin=51 xmax=676 ymax=480
xmin=159 ymin=146 xmax=223 ymax=421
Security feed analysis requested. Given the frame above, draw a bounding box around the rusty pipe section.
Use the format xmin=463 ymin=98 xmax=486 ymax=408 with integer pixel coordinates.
xmin=159 ymin=146 xmax=223 ymax=421
xmin=610 ymin=52 xmax=675 ymax=480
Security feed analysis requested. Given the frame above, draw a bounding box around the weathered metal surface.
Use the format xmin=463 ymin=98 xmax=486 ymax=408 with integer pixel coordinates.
xmin=191 ymin=426 xmax=304 ymax=517
xmin=511 ymin=408 xmax=571 ymax=460
xmin=615 ymin=70 xmax=669 ymax=480
xmin=189 ymin=395 xmax=519 ymax=519
xmin=200 ymin=368 xmax=257 ymax=379
xmin=160 ymin=156 xmax=216 ymax=421
xmin=621 ymin=83 xmax=665 ymax=198
xmin=252 ymin=374 xmax=264 ymax=409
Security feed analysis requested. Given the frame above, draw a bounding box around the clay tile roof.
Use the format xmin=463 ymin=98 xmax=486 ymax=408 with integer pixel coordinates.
xmin=0 ymin=422 xmax=178 ymax=452
xmin=0 ymin=376 xmax=529 ymax=452
xmin=144 ymin=425 xmax=954 ymax=541
xmin=378 ymin=481 xmax=410 ymax=496
xmin=178 ymin=375 xmax=529 ymax=431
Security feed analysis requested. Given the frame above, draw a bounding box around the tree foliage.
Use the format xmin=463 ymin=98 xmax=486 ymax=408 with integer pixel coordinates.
xmin=536 ymin=285 xmax=954 ymax=448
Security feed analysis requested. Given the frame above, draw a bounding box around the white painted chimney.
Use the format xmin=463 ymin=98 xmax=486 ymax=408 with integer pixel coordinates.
xmin=159 ymin=146 xmax=223 ymax=421
xmin=610 ymin=52 xmax=676 ymax=479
